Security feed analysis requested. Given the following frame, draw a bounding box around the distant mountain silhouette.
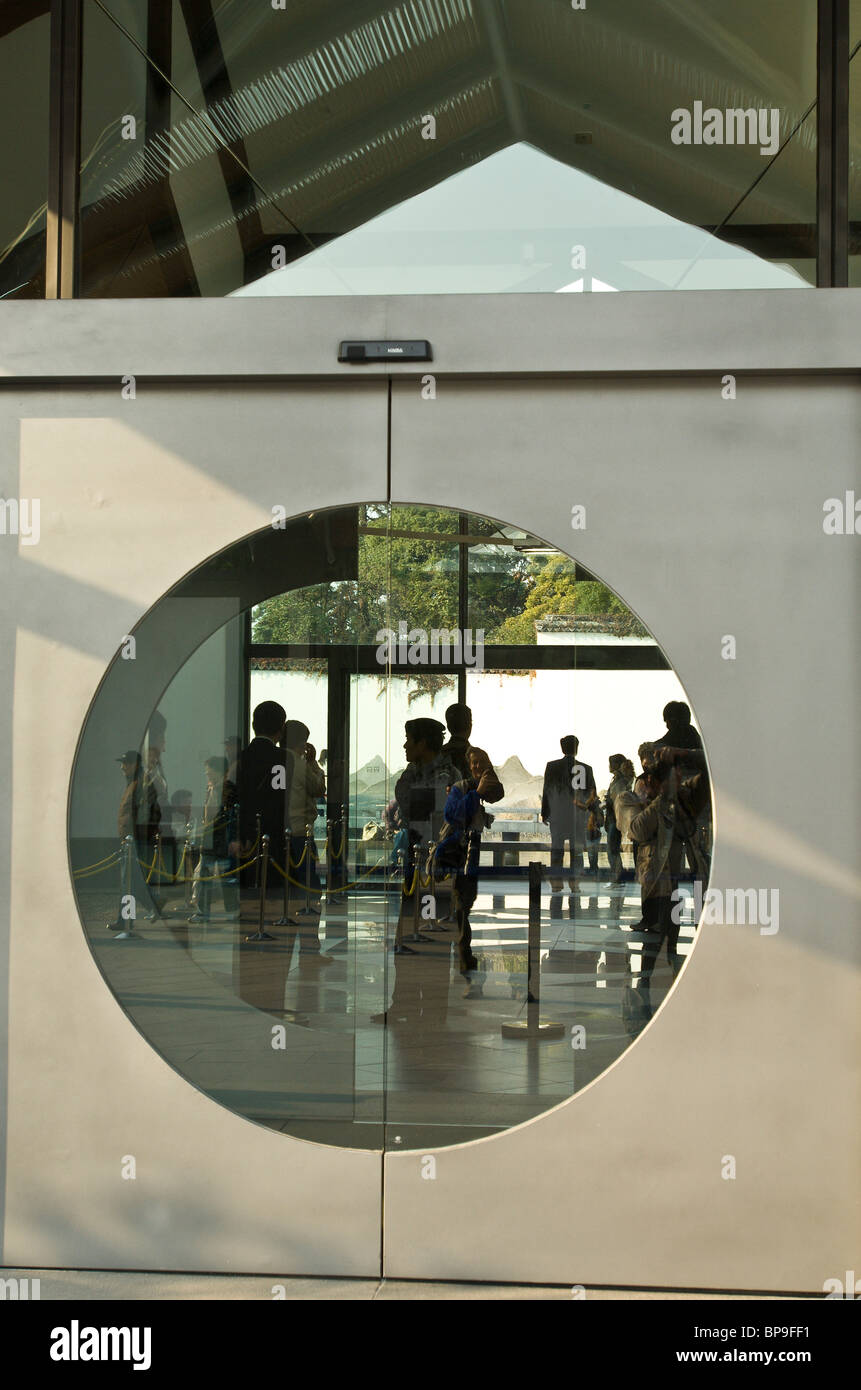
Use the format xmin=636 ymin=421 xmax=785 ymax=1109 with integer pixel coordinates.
xmin=350 ymin=755 xmax=389 ymax=792
xmin=496 ymin=754 xmax=543 ymax=808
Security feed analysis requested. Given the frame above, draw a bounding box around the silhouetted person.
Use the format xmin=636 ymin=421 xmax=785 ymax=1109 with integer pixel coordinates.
xmin=616 ymin=752 xmax=709 ymax=1018
xmin=230 ymin=702 xmax=287 ymax=922
xmin=541 ymin=735 xmax=597 ymax=891
xmin=654 ymin=701 xmax=703 ymax=762
xmin=393 ymin=718 xmax=458 ymax=954
xmin=435 ymin=746 xmax=503 ymax=994
xmin=604 ymin=753 xmax=632 ymax=885
xmin=617 ymin=744 xmax=661 ymax=928
xmin=439 ymin=701 xmax=503 ymax=926
xmin=585 ymin=798 xmax=604 ymax=879
xmin=443 ymin=702 xmax=473 ymax=779
xmin=371 ymin=720 xmax=459 ymax=1027
xmin=142 ymin=744 xmax=168 ymax=829
xmin=282 ymin=719 xmax=331 ymax=961
xmin=632 ymin=743 xmax=658 ymax=803
xmin=653 ymin=703 xmax=709 ymax=879
xmin=107 ymin=749 xmax=161 ymax=931
xmin=189 ymin=756 xmax=239 ymax=922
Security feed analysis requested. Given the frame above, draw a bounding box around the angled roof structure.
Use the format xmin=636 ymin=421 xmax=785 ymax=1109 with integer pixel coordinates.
xmin=1 ymin=0 xmax=827 ymax=295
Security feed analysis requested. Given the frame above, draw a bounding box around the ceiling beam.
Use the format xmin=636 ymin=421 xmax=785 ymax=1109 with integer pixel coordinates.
xmin=227 ymin=52 xmax=497 ymax=212
xmin=475 ymin=0 xmax=526 ymax=141
xmin=178 ymin=0 xmax=266 ymax=276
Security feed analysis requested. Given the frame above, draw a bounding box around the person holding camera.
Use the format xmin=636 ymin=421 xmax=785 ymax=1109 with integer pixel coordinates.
xmin=616 ymin=748 xmax=709 ymax=1016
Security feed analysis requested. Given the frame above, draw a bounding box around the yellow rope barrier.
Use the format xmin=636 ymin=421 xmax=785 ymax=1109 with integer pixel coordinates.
xmin=270 ymin=856 xmax=390 ymax=894
xmin=187 ymin=850 xmax=260 ymax=882
xmin=73 ymin=851 xmax=123 ymax=880
xmin=135 ymin=834 xmax=260 ymax=884
xmin=139 ymin=847 xmax=185 ymax=881
xmin=72 ymin=848 xmax=123 ymax=876
xmin=289 ymin=840 xmax=309 ymax=869
xmin=74 ymin=834 xmax=262 ymax=886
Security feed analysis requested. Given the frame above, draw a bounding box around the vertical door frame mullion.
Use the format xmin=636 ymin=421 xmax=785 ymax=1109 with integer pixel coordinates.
xmin=46 ymin=0 xmax=83 ymax=299
xmin=818 ymin=0 xmax=850 ymax=285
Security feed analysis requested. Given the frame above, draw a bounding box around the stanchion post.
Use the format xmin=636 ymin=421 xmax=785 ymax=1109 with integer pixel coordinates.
xmin=304 ymin=822 xmax=312 ymax=914
xmin=182 ymin=821 xmax=192 ymax=902
xmin=501 ymin=862 xmax=565 ymax=1040
xmin=526 ymin=858 xmax=541 ymax=1026
xmin=403 ymin=845 xmax=431 ymax=944
xmin=254 ymin=812 xmax=262 ymax=889
xmin=246 ymin=833 xmax=274 ymax=941
xmin=275 ymin=828 xmax=291 ymax=926
xmin=117 ymin=835 xmax=136 ymax=939
xmin=326 ymin=805 xmax=346 ymax=905
xmin=323 ymin=814 xmax=349 ymax=950
xmin=325 ymin=817 xmax=333 ymax=898
xmin=413 ymin=846 xmax=422 ymax=936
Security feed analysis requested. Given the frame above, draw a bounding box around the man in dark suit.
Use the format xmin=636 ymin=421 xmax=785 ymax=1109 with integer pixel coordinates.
xmin=541 ymin=735 xmax=597 ymax=892
xmin=230 ymin=702 xmax=334 ymax=964
xmin=230 ymin=701 xmax=287 ymax=882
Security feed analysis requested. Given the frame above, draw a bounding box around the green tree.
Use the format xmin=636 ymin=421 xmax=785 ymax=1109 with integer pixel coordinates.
xmin=489 ymin=558 xmax=646 ymax=643
xmin=251 ymin=510 xmax=643 ymax=648
xmin=253 ymin=505 xmax=529 ymax=644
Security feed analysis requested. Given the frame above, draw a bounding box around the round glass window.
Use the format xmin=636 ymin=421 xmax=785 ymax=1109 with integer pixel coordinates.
xmin=69 ymin=503 xmax=711 ymax=1150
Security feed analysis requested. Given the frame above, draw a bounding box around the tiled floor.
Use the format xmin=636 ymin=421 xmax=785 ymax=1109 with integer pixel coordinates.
xmin=76 ymin=868 xmax=700 ymax=1148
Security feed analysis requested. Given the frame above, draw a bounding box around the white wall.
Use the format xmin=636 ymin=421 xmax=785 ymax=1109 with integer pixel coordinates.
xmin=251 ymin=665 xmax=695 ymax=796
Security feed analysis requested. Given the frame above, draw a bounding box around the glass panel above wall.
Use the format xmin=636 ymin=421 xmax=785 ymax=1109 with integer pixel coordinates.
xmin=0 ymin=3 xmax=50 ymax=300
xmin=81 ymin=0 xmax=819 ymax=296
xmin=850 ymin=2 xmax=861 ymax=286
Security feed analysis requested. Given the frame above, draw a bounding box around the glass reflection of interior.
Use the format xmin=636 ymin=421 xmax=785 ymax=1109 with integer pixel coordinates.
xmin=69 ymin=504 xmax=712 ymax=1151
xmin=0 ymin=5 xmax=49 ymax=300
xmin=69 ymin=0 xmax=819 ymax=296
xmin=851 ymin=6 xmax=861 ymax=287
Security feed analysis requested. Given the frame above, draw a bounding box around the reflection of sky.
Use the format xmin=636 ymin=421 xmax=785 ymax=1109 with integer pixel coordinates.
xmin=233 ymin=143 xmax=810 ymax=297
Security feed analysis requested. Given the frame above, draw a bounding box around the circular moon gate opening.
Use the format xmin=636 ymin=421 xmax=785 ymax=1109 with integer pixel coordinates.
xmin=69 ymin=503 xmax=711 ymax=1151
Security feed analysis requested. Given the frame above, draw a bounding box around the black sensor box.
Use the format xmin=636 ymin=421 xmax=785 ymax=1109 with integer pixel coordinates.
xmin=338 ymin=340 xmax=432 ymax=363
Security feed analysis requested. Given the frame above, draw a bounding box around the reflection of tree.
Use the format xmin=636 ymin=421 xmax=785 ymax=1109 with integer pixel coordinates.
xmin=251 ymin=510 xmax=644 ymax=647
xmin=489 ymin=558 xmax=647 ymax=643
xmin=366 ymin=672 xmax=455 ymax=705
xmin=252 ymin=504 xmax=464 ymax=644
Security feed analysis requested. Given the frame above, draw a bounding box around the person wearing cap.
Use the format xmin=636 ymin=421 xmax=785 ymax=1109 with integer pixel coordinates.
xmin=393 ymin=719 xmax=459 ymax=955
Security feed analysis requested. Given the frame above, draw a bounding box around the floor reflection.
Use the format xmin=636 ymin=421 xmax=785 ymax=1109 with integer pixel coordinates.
xmin=78 ymin=863 xmax=699 ymax=1149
